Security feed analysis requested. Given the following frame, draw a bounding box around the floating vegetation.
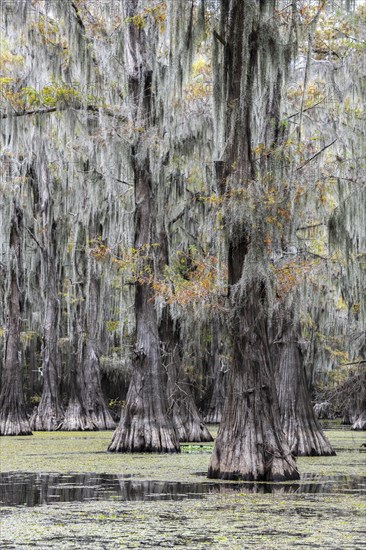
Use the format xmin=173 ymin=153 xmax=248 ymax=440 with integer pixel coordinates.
xmin=0 ymin=429 xmax=365 ymax=548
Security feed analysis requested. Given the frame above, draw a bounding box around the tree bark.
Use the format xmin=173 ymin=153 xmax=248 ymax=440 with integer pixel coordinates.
xmin=275 ymin=310 xmax=335 ymax=456
xmin=208 ymin=288 xmax=299 ymax=481
xmin=0 ymin=204 xmax=32 ymax=436
xmin=352 ymin=410 xmax=366 ymax=431
xmin=108 ymin=3 xmax=180 ymax=452
xmin=61 ymin=253 xmax=115 ymax=431
xmin=157 ymin=223 xmax=212 ymax=443
xmin=108 ymin=161 xmax=180 ymax=452
xmin=160 ymin=312 xmax=213 ymax=443
xmin=30 ymin=270 xmax=64 ymax=430
xmin=30 ymin=161 xmax=64 ymax=430
xmin=78 ymin=273 xmax=115 ymax=430
xmin=208 ymin=0 xmax=299 ymax=481
xmin=62 ymin=294 xmax=96 ymax=431
xmin=345 ymin=369 xmax=366 ymax=428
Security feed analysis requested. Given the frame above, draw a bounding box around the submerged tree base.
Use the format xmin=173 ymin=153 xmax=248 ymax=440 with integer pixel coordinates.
xmin=207 ymin=469 xmax=300 ymax=482
xmin=173 ymin=416 xmax=213 ymax=443
xmin=208 ymin=432 xmax=300 ymax=482
xmin=352 ymin=410 xmax=366 ymax=431
xmin=108 ymin=414 xmax=181 ymax=453
xmin=0 ymin=413 xmax=32 ymax=436
xmin=284 ymin=416 xmax=336 ymax=456
xmin=30 ymin=402 xmax=64 ymax=431
xmin=168 ymin=375 xmax=213 ymax=443
xmin=60 ymin=400 xmax=98 ymax=431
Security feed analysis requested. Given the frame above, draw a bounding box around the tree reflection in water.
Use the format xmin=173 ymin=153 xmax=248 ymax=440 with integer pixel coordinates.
xmin=0 ymin=473 xmax=365 ymax=507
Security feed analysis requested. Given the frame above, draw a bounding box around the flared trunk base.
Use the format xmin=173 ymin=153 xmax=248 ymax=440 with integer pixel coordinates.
xmin=352 ymin=410 xmax=366 ymax=431
xmin=108 ymin=413 xmax=180 ymax=453
xmin=204 ymin=411 xmax=223 ymax=425
xmin=0 ymin=409 xmax=32 ymax=436
xmin=284 ymin=416 xmax=336 ymax=456
xmin=30 ymin=400 xmax=64 ymax=431
xmin=59 ymin=399 xmax=98 ymax=431
xmin=208 ymin=427 xmax=300 ymax=482
xmin=174 ymin=416 xmax=213 ymax=443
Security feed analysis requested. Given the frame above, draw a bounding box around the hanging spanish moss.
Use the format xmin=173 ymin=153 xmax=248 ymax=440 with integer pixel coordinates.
xmin=208 ymin=0 xmax=300 ymax=481
xmin=0 ymin=202 xmax=32 ymax=436
xmin=1 ymin=1 xmax=364 ymax=446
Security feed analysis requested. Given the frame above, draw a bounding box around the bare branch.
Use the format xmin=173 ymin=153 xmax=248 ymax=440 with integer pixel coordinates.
xmin=71 ymin=1 xmax=86 ymax=32
xmin=24 ymin=226 xmax=42 ymax=251
xmin=340 ymin=360 xmax=366 ymax=366
xmin=213 ymin=30 xmax=227 ymax=48
xmin=296 ymin=139 xmax=337 ymax=171
xmin=1 ymin=104 xmax=126 ymax=120
xmin=297 ymin=222 xmax=326 ymax=231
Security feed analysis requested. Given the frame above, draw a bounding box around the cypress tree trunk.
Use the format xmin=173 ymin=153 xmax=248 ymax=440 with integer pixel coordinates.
xmin=61 ymin=244 xmax=114 ymax=431
xmin=30 ymin=265 xmax=64 ymax=430
xmin=208 ymin=0 xmax=299 ymax=480
xmin=275 ymin=309 xmax=335 ymax=456
xmin=0 ymin=204 xmax=32 ymax=436
xmin=160 ymin=312 xmax=213 ymax=443
xmin=109 ymin=2 xmax=180 ymax=452
xmin=157 ymin=226 xmax=212 ymax=443
xmin=108 ymin=160 xmax=179 ymax=452
xmin=352 ymin=411 xmax=366 ymax=431
xmin=30 ymin=162 xmax=64 ymax=430
xmin=209 ymin=285 xmax=298 ymax=481
xmin=62 ymin=295 xmax=96 ymax=431
xmin=79 ymin=273 xmax=115 ymax=430
xmin=348 ymin=370 xmax=366 ymax=430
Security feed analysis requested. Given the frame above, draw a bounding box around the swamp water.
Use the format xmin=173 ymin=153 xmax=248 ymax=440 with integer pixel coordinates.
xmin=0 ymin=429 xmax=365 ymax=549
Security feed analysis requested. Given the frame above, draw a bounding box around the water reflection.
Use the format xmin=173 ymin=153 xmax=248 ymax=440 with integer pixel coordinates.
xmin=0 ymin=472 xmax=364 ymax=507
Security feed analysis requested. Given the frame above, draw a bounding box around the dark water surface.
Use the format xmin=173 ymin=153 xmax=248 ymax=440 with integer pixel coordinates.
xmin=1 ymin=472 xmax=365 ymax=507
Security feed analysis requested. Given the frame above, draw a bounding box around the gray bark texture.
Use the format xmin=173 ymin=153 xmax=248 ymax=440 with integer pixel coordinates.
xmin=208 ymin=0 xmax=299 ymax=481
xmin=61 ymin=256 xmax=115 ymax=431
xmin=275 ymin=310 xmax=335 ymax=456
xmin=0 ymin=204 xmax=32 ymax=436
xmin=109 ymin=0 xmax=180 ymax=452
xmin=160 ymin=313 xmax=213 ymax=443
xmin=30 ymin=160 xmax=64 ymax=430
xmin=108 ymin=158 xmax=179 ymax=452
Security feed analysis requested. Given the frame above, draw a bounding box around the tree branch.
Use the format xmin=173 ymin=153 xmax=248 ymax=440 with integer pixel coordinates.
xmin=1 ymin=104 xmax=126 ymax=120
xmin=24 ymin=226 xmax=42 ymax=251
xmin=297 ymin=222 xmax=326 ymax=231
xmin=340 ymin=360 xmax=366 ymax=366
xmin=213 ymin=30 xmax=227 ymax=48
xmin=296 ymin=139 xmax=337 ymax=171
xmin=287 ymin=97 xmax=328 ymax=119
xmin=71 ymin=1 xmax=86 ymax=31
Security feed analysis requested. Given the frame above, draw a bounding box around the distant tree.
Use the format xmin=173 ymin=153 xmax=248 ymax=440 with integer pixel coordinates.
xmin=0 ymin=203 xmax=31 ymax=436
xmin=275 ymin=298 xmax=335 ymax=455
xmin=29 ymin=158 xmax=64 ymax=431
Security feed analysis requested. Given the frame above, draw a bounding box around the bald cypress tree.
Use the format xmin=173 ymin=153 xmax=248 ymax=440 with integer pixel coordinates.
xmin=108 ymin=0 xmax=180 ymax=452
xmin=208 ymin=0 xmax=299 ymax=481
xmin=0 ymin=203 xmax=32 ymax=436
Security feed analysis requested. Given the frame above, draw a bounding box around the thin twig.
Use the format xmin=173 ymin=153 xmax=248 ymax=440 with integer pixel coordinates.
xmin=296 ymin=139 xmax=337 ymax=171
xmin=24 ymin=226 xmax=42 ymax=250
xmin=340 ymin=360 xmax=366 ymax=366
xmin=297 ymin=222 xmax=326 ymax=231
